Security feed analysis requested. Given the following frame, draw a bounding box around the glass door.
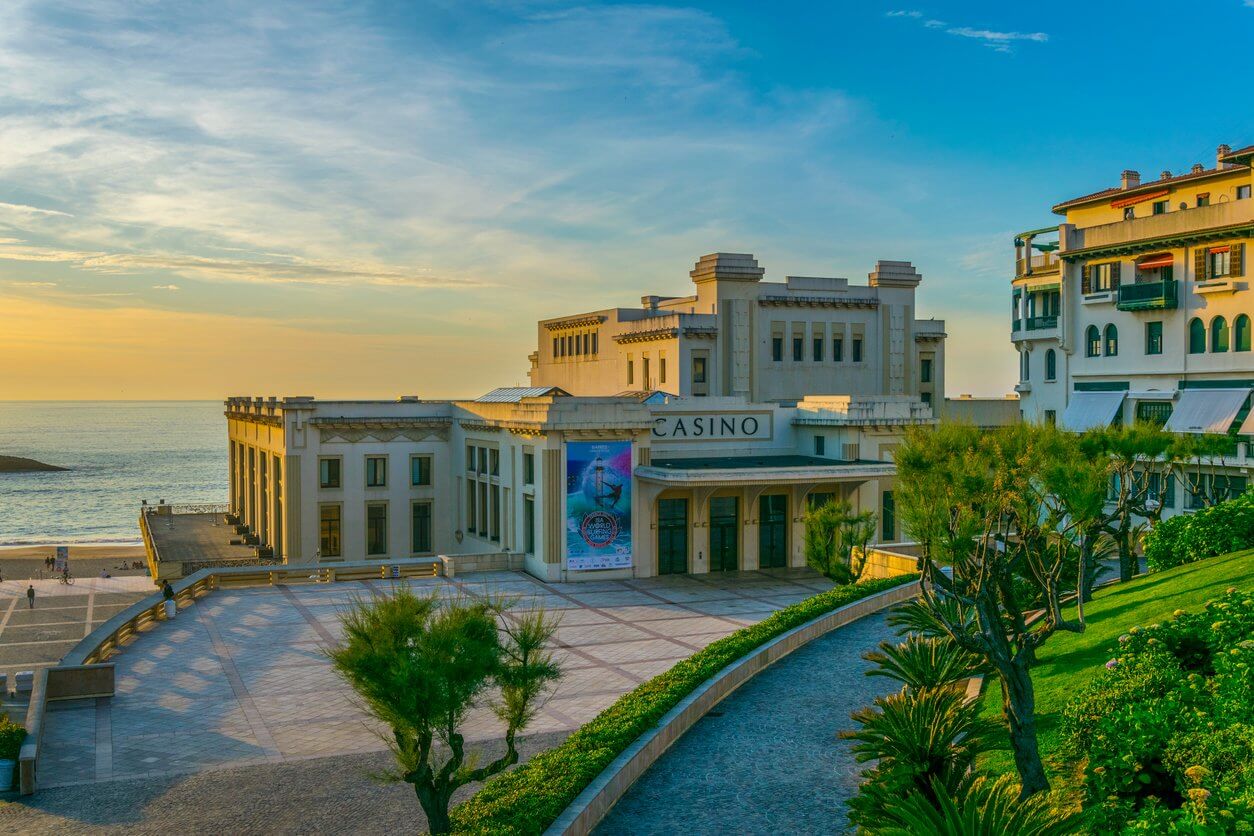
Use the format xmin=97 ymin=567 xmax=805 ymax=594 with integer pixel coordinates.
xmin=657 ymin=498 xmax=689 ymax=575
xmin=758 ymin=494 xmax=788 ymax=569
xmin=709 ymin=496 xmax=739 ymax=572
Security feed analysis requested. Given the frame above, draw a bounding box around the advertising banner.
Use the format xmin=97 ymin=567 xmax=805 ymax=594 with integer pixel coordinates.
xmin=566 ymin=440 xmax=632 ymax=570
xmin=54 ymin=546 xmax=69 ymax=573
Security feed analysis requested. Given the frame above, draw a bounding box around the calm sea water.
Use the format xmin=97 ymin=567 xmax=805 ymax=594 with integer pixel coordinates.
xmin=0 ymin=402 xmax=227 ymax=545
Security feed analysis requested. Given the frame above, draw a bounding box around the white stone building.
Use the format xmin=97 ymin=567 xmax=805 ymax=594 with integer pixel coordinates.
xmin=226 ymin=253 xmax=943 ymax=581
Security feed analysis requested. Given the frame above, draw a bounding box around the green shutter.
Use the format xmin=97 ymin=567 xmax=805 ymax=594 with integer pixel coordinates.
xmin=1195 ymin=247 xmax=1208 ymax=281
xmin=1231 ymin=243 xmax=1245 ymax=277
xmin=1081 ymin=264 xmax=1091 ymax=294
xmin=1111 ymin=261 xmax=1121 ymax=290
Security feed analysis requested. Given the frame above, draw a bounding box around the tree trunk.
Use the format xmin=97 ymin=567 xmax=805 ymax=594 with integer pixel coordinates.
xmin=415 ymin=781 xmax=453 ymax=835
xmin=1078 ymin=531 xmax=1094 ymax=605
xmin=1117 ymin=525 xmax=1133 ymax=584
xmin=999 ymin=657 xmax=1050 ymax=797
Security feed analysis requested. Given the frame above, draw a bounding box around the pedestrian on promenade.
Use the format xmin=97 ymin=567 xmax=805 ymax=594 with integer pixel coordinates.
xmin=162 ymin=580 xmax=176 ymax=619
xmin=26 ymin=585 xmax=35 ymax=609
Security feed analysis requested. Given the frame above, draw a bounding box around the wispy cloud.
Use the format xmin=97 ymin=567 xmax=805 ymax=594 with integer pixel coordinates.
xmin=886 ymin=11 xmax=1048 ymax=53
xmin=0 ymin=201 xmax=73 ymax=218
xmin=152 ymin=284 xmax=180 ymax=291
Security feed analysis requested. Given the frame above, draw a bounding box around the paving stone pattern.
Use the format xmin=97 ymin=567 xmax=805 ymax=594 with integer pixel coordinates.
xmin=35 ymin=568 xmax=833 ymax=790
xmin=595 ymin=610 xmax=900 ymax=836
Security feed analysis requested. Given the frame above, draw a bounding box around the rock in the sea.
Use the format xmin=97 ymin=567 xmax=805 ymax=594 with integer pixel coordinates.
xmin=0 ymin=455 xmax=68 ymax=473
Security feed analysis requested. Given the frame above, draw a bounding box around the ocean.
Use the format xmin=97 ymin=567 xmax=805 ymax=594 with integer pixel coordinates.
xmin=0 ymin=401 xmax=227 ymax=545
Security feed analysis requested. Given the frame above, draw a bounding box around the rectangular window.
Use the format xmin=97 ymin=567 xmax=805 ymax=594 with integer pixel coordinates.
xmin=1145 ymin=321 xmax=1163 ymax=355
xmin=812 ymin=337 xmax=824 ymax=362
xmin=489 ymin=485 xmax=500 ymax=542
xmin=1197 ymin=193 xmax=1210 ymax=207
xmin=852 ymin=338 xmax=863 ymax=363
xmin=366 ymin=502 xmax=388 ymax=556
xmin=489 ymin=448 xmax=499 ymax=476
xmin=552 ymin=336 xmax=559 ymax=357
xmin=477 ymin=447 xmax=487 ymax=475
xmin=1152 ymin=200 xmax=1169 ymax=215
xmin=524 ymin=497 xmax=535 ymax=554
xmin=1136 ymin=401 xmax=1173 ymax=427
xmin=523 ymin=452 xmax=534 ymax=485
xmin=814 ymin=435 xmax=826 ymax=456
xmin=411 ymin=502 xmax=432 ymax=553
xmin=921 ymin=391 xmax=932 ymax=406
xmin=1044 ymin=409 xmax=1056 ymax=426
xmin=478 ymin=481 xmax=488 ymax=537
xmin=591 ymin=332 xmax=598 ymax=354
xmin=466 ymin=445 xmax=475 ymax=471
xmin=318 ymin=458 xmax=341 ymax=489
xmin=659 ymin=357 xmax=667 ymax=384
xmin=319 ymin=504 xmax=341 ymax=558
xmin=772 ymin=337 xmax=783 ymax=362
xmin=881 ymin=491 xmax=895 ymax=541
xmin=627 ymin=359 xmax=634 ymax=384
xmin=365 ymin=456 xmax=387 ymax=487
xmin=692 ymin=356 xmax=707 ymax=384
xmin=792 ymin=337 xmax=803 ymax=361
xmin=410 ymin=455 xmax=432 ymax=487
xmin=1091 ymin=262 xmax=1114 ymax=291
xmin=833 ymin=337 xmax=843 ymax=362
xmin=1239 ymin=185 xmax=1252 ymax=201
xmin=920 ymin=357 xmax=933 ymax=383
xmin=1210 ymin=249 xmax=1231 ymax=278
xmin=466 ymin=482 xmax=476 ymax=529
xmin=643 ymin=357 xmax=651 ymax=388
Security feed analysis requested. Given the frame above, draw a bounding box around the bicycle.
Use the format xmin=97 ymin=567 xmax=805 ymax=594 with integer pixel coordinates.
xmin=58 ymin=571 xmax=74 ymax=586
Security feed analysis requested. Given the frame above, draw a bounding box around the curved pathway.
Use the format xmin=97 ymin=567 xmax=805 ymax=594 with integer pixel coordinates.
xmin=595 ymin=610 xmax=899 ymax=836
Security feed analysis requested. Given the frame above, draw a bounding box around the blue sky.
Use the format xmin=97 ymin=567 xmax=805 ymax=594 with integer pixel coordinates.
xmin=1 ymin=0 xmax=1252 ymax=398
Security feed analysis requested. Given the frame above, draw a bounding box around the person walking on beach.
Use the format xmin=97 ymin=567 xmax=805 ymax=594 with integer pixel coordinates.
xmin=26 ymin=584 xmax=35 ymax=609
xmin=162 ymin=580 xmax=176 ymax=619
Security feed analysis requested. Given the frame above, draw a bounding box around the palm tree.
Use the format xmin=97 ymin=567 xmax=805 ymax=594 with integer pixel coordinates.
xmin=863 ymin=635 xmax=988 ymax=692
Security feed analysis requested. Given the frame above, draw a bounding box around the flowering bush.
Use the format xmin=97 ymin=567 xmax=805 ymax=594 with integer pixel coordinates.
xmin=1144 ymin=491 xmax=1254 ymax=572
xmin=1061 ymin=589 xmax=1254 ymax=832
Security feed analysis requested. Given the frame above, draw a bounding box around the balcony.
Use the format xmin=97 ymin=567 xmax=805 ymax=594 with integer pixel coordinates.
xmin=1117 ymin=279 xmax=1178 ymax=311
xmin=1069 ymin=200 xmax=1254 ymax=256
xmin=1011 ymin=315 xmax=1059 ymax=340
xmin=1026 ymin=315 xmax=1058 ymax=330
xmin=1015 ymin=251 xmax=1060 ymax=278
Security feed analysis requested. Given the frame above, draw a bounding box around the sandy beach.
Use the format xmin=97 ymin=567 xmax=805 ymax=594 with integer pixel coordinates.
xmin=0 ymin=544 xmax=149 ymax=581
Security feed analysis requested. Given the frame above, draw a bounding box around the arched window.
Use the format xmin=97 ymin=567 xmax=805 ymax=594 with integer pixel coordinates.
xmin=1045 ymin=348 xmax=1057 ymax=381
xmin=1086 ymin=325 xmax=1101 ymax=357
xmin=1234 ymin=314 xmax=1251 ymax=352
xmin=1104 ymin=323 xmax=1119 ymax=356
xmin=1188 ymin=318 xmax=1206 ymax=354
xmin=1211 ymin=316 xmax=1229 ymax=353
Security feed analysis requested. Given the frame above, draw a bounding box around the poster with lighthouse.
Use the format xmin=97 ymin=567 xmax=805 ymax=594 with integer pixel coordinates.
xmin=565 ymin=440 xmax=633 ymax=570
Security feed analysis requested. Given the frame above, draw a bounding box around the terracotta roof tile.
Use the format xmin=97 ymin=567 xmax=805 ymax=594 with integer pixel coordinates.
xmin=1052 ymin=160 xmax=1251 ymax=215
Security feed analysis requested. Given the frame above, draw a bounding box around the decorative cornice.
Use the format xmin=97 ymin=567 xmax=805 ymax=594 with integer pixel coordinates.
xmin=458 ymin=421 xmax=503 ymax=433
xmin=757 ymin=295 xmax=879 ymax=309
xmin=543 ymin=316 xmax=605 ymax=331
xmin=914 ymin=332 xmax=947 ymax=342
xmin=614 ymin=328 xmax=678 ymax=344
xmin=1062 ymin=223 xmax=1254 ymax=261
xmin=312 ymin=417 xmax=452 ymax=444
xmin=225 ymin=410 xmax=282 ymax=427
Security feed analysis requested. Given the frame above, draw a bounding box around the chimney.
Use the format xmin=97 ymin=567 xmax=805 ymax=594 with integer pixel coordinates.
xmin=1120 ymin=170 xmax=1141 ymax=190
xmin=1218 ymin=144 xmax=1232 ymax=168
xmin=1191 ymin=163 xmax=1205 ymax=174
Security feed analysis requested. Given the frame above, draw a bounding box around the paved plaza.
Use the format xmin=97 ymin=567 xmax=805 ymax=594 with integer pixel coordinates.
xmin=0 ymin=577 xmax=153 ymax=686
xmin=33 ymin=568 xmax=833 ymax=792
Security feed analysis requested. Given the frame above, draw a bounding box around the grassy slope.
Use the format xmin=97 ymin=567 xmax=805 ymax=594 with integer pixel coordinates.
xmin=980 ymin=549 xmax=1254 ymax=783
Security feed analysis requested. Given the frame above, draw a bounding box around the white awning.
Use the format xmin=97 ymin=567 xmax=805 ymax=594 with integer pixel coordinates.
xmin=1163 ymin=388 xmax=1251 ymax=434
xmin=1240 ymin=408 xmax=1254 ymax=436
xmin=1061 ymin=391 xmax=1126 ymax=431
xmin=1128 ymin=390 xmax=1177 ymax=401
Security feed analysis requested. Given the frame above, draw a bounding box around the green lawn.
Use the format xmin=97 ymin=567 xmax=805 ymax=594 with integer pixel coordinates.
xmin=980 ymin=549 xmax=1254 ymax=786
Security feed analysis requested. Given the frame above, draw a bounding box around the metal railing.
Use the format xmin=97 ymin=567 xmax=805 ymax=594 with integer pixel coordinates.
xmin=1117 ymin=278 xmax=1178 ymax=310
xmin=1016 ymin=251 xmax=1060 ymax=277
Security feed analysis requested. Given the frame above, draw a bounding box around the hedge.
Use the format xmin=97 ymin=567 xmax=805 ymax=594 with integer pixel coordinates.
xmin=1144 ymin=490 xmax=1254 ymax=572
xmin=449 ymin=572 xmax=917 ymax=834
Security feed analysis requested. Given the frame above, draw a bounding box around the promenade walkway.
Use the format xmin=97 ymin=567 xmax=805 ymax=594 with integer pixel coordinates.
xmin=30 ymin=568 xmax=832 ymax=792
xmin=596 ymin=609 xmax=900 ymax=835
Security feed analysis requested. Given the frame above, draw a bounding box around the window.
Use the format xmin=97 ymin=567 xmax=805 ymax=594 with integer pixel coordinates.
xmin=465 ymin=445 xmax=474 ymax=471
xmin=1145 ymin=321 xmax=1163 ymax=355
xmin=319 ymin=504 xmax=341 ymax=558
xmin=1104 ymin=323 xmax=1118 ymax=356
xmin=552 ymin=336 xmax=559 ymax=357
xmin=591 ymin=332 xmax=598 ymax=354
xmin=813 ymin=337 xmax=824 ymax=362
xmin=1210 ymin=248 xmax=1231 ymax=278
xmin=792 ymin=337 xmax=803 ymax=361
xmin=921 ymin=357 xmax=933 ymax=383
xmin=772 ymin=337 xmax=783 ymax=362
xmin=1235 ymin=314 xmax=1252 ymax=352
xmin=1197 ymin=193 xmax=1210 ymax=207
xmin=466 ymin=482 xmax=476 ymax=529
xmin=524 ymin=497 xmax=535 ymax=554
xmin=1189 ymin=317 xmax=1206 ymax=353
xmin=366 ymin=502 xmax=388 ymax=556
xmin=1123 ymin=206 xmax=1135 ymax=220
xmin=1090 ymin=262 xmax=1115 ymax=292
xmin=1021 ymin=350 xmax=1030 ymax=381
xmin=659 ymin=357 xmax=667 ymax=384
xmin=852 ymin=338 xmax=863 ymax=363
xmin=489 ymin=448 xmax=499 ymax=476
xmin=1136 ymin=401 xmax=1173 ymax=427
xmin=1045 ymin=349 xmax=1056 ymax=381
xmin=692 ymin=356 xmax=707 ymax=384
xmin=1211 ymin=316 xmax=1229 ymax=353
xmin=643 ymin=357 xmax=651 ymax=387
xmin=477 ymin=447 xmax=487 ymax=474
xmin=1239 ymin=185 xmax=1252 ymax=201
xmin=365 ymin=456 xmax=387 ymax=487
xmin=627 ymin=358 xmax=634 ymax=384
xmin=523 ymin=451 xmax=535 ymax=485
xmin=410 ymin=455 xmax=432 ymax=487
xmin=921 ymin=391 xmax=932 ymax=406
xmin=1044 ymin=409 xmax=1056 ymax=426
xmin=489 ymin=485 xmax=500 ymax=541
xmin=411 ymin=502 xmax=432 ymax=553
xmin=881 ymin=491 xmax=895 ymax=541
xmin=814 ymin=435 xmax=826 ymax=456
xmin=1152 ymin=200 xmax=1169 ymax=215
xmin=318 ymin=458 xmax=341 ymax=489
xmin=833 ymin=337 xmax=844 ymax=362
xmin=1086 ymin=325 xmax=1101 ymax=357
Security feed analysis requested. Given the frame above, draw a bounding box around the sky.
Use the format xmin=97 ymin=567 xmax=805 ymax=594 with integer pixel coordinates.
xmin=1 ymin=0 xmax=1252 ymax=400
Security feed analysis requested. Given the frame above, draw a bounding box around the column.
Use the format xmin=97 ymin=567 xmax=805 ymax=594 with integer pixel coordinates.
xmin=633 ymin=481 xmax=664 ymax=579
xmin=228 ymin=440 xmax=237 ymax=515
xmin=741 ymin=485 xmax=765 ymax=571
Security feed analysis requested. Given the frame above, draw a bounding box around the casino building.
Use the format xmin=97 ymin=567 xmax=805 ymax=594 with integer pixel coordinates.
xmin=225 ymin=253 xmax=944 ymax=581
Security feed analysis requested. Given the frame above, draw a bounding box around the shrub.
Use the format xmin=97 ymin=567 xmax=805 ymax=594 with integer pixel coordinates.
xmin=872 ymin=774 xmax=1078 ymax=836
xmin=0 ymin=716 xmax=25 ymax=761
xmin=1144 ymin=490 xmax=1254 ymax=572
xmin=1061 ymin=589 xmax=1254 ymax=831
xmin=449 ymin=573 xmax=916 ymax=834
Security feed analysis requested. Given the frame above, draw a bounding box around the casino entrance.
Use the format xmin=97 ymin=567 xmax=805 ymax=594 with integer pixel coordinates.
xmin=709 ymin=496 xmax=739 ymax=571
xmin=757 ymin=493 xmax=788 ymax=569
xmin=657 ymin=497 xmax=689 ymax=575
